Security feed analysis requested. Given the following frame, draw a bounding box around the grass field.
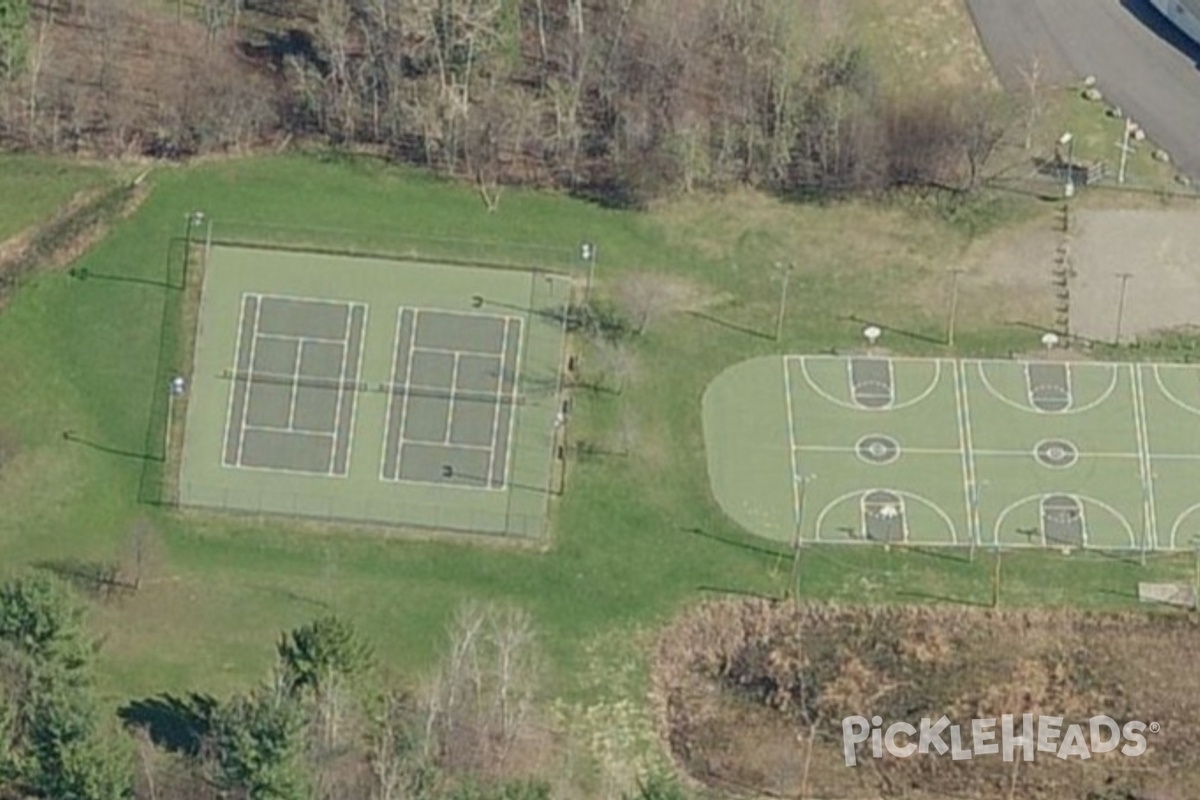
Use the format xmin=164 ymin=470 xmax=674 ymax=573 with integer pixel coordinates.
xmin=0 ymin=155 xmax=114 ymax=243
xmin=0 ymin=154 xmax=1194 ymax=713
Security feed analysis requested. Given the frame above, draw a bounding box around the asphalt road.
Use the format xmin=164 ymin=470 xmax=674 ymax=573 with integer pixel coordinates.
xmin=965 ymin=0 xmax=1200 ymax=179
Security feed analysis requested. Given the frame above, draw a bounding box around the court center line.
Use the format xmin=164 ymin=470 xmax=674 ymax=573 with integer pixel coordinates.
xmin=411 ymin=343 xmax=508 ymax=359
xmin=221 ymin=294 xmax=251 ymax=467
xmin=378 ymin=307 xmax=407 ymax=482
xmin=339 ymin=303 xmax=369 ymax=478
xmin=234 ymin=294 xmax=265 ymax=467
xmin=327 ymin=308 xmax=353 ymax=472
xmin=243 ymin=423 xmax=335 ymax=439
xmin=1134 ymin=365 xmax=1159 ymax=550
xmin=958 ymin=360 xmax=981 ymax=546
xmin=254 ymin=331 xmax=347 ymax=345
xmin=285 ymin=337 xmax=306 ymax=430
xmin=952 ymin=360 xmax=976 ymax=548
xmin=793 ymin=443 xmax=1141 ymax=459
xmin=484 ymin=319 xmax=512 ymax=485
xmin=444 ymin=352 xmax=461 ymax=445
xmin=1129 ymin=364 xmax=1154 ymax=554
xmin=783 ymin=357 xmax=803 ymax=538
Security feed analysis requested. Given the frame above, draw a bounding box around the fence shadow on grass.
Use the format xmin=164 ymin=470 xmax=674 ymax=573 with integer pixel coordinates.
xmin=63 ymin=430 xmax=162 ymax=462
xmin=846 ymin=314 xmax=945 ymax=346
xmin=680 ymin=525 xmax=790 ymax=561
xmin=686 ymin=310 xmax=773 ymax=341
xmin=119 ymin=693 xmax=218 ymax=756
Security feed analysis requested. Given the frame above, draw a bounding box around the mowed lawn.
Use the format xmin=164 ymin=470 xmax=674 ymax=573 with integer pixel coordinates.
xmin=0 ymin=153 xmax=1192 ymax=707
xmin=0 ymin=155 xmax=116 ymax=243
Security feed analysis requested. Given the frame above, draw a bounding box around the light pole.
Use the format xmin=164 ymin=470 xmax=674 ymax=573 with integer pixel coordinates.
xmin=1114 ymin=272 xmax=1133 ymax=345
xmin=1059 ymin=132 xmax=1076 ymax=198
xmin=166 ymin=376 xmax=186 ymax=460
xmin=1059 ymin=132 xmax=1075 ymax=235
xmin=787 ymin=473 xmax=816 ymax=599
xmin=580 ymin=240 xmax=597 ymax=306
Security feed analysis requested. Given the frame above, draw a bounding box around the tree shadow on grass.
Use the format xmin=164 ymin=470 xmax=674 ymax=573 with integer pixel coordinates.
xmin=119 ymin=693 xmax=219 ymax=756
xmin=895 ymin=589 xmax=991 ymax=608
xmin=34 ymin=559 xmax=129 ymax=601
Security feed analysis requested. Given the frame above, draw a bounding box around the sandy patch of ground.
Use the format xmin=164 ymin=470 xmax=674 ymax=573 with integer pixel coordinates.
xmin=954 ymin=216 xmax=1062 ymax=329
xmin=1069 ymin=209 xmax=1200 ymax=344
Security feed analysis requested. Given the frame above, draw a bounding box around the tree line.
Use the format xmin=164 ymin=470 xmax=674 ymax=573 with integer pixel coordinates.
xmin=0 ymin=0 xmax=1018 ymax=206
xmin=0 ymin=572 xmax=686 ymax=800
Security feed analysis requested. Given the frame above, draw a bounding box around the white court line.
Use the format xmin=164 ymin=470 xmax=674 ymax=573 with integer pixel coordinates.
xmin=793 ymin=443 xmax=1140 ymax=459
xmin=484 ymin=318 xmax=513 ymax=486
xmin=412 ymin=344 xmax=507 ymax=359
xmin=1134 ymin=365 xmax=1159 ymax=551
xmin=327 ymin=305 xmax=353 ymax=475
xmin=255 ymin=332 xmax=345 ymax=345
xmin=978 ymin=360 xmax=1116 ymax=416
xmin=338 ymin=303 xmax=369 ymax=478
xmin=252 ymin=292 xmax=357 ymax=341
xmin=444 ymin=353 xmax=461 ymax=445
xmin=498 ymin=317 xmax=526 ymax=491
xmin=783 ymin=358 xmax=803 ymax=535
xmin=952 ymin=360 xmax=977 ymax=548
xmin=1150 ymin=363 xmax=1200 ymax=416
xmin=379 ymin=308 xmax=412 ymax=482
xmin=234 ymin=293 xmax=265 ymax=467
xmin=243 ymin=424 xmax=335 ymax=439
xmin=1065 ymin=362 xmax=1075 ymax=409
xmin=285 ymin=338 xmax=307 ymax=430
xmin=1128 ymin=365 xmax=1153 ymax=554
xmin=221 ymin=294 xmax=251 ymax=467
xmin=958 ymin=360 xmax=981 ymax=544
xmin=886 ymin=358 xmax=896 ymax=405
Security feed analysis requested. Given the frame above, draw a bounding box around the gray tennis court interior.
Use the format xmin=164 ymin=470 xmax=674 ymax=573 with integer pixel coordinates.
xmin=223 ymin=294 xmax=366 ymax=476
xmin=381 ymin=308 xmax=522 ymax=490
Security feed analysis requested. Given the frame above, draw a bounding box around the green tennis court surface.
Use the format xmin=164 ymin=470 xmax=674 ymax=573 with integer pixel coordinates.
xmin=704 ymin=355 xmax=1200 ymax=552
xmin=179 ymin=246 xmax=567 ymax=537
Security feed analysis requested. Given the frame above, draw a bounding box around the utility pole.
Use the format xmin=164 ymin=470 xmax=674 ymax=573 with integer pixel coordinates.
xmin=775 ymin=262 xmax=793 ymax=342
xmin=947 ymin=268 xmax=964 ymax=348
xmin=1115 ymin=272 xmax=1133 ymax=345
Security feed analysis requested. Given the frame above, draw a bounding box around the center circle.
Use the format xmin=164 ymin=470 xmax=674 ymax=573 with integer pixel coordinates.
xmin=856 ymin=434 xmax=900 ymax=465
xmin=1034 ymin=438 xmax=1079 ymax=469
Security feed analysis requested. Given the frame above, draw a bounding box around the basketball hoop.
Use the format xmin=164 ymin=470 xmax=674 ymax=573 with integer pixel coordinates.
xmin=863 ymin=325 xmax=882 ymax=347
xmin=1041 ymin=332 xmax=1060 ymax=350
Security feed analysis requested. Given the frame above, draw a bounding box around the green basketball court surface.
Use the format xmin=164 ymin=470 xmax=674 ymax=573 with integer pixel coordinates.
xmin=705 ymin=355 xmax=1200 ymax=552
xmin=178 ymin=245 xmax=567 ymax=537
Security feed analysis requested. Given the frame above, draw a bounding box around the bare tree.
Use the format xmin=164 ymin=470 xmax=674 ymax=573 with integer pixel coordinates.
xmin=426 ymin=601 xmax=540 ymax=776
xmin=1018 ymin=54 xmax=1046 ymax=151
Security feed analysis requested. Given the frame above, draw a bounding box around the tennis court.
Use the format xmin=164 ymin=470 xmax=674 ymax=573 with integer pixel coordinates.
xmin=704 ymin=355 xmax=1200 ymax=552
xmin=179 ymin=246 xmax=567 ymax=537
